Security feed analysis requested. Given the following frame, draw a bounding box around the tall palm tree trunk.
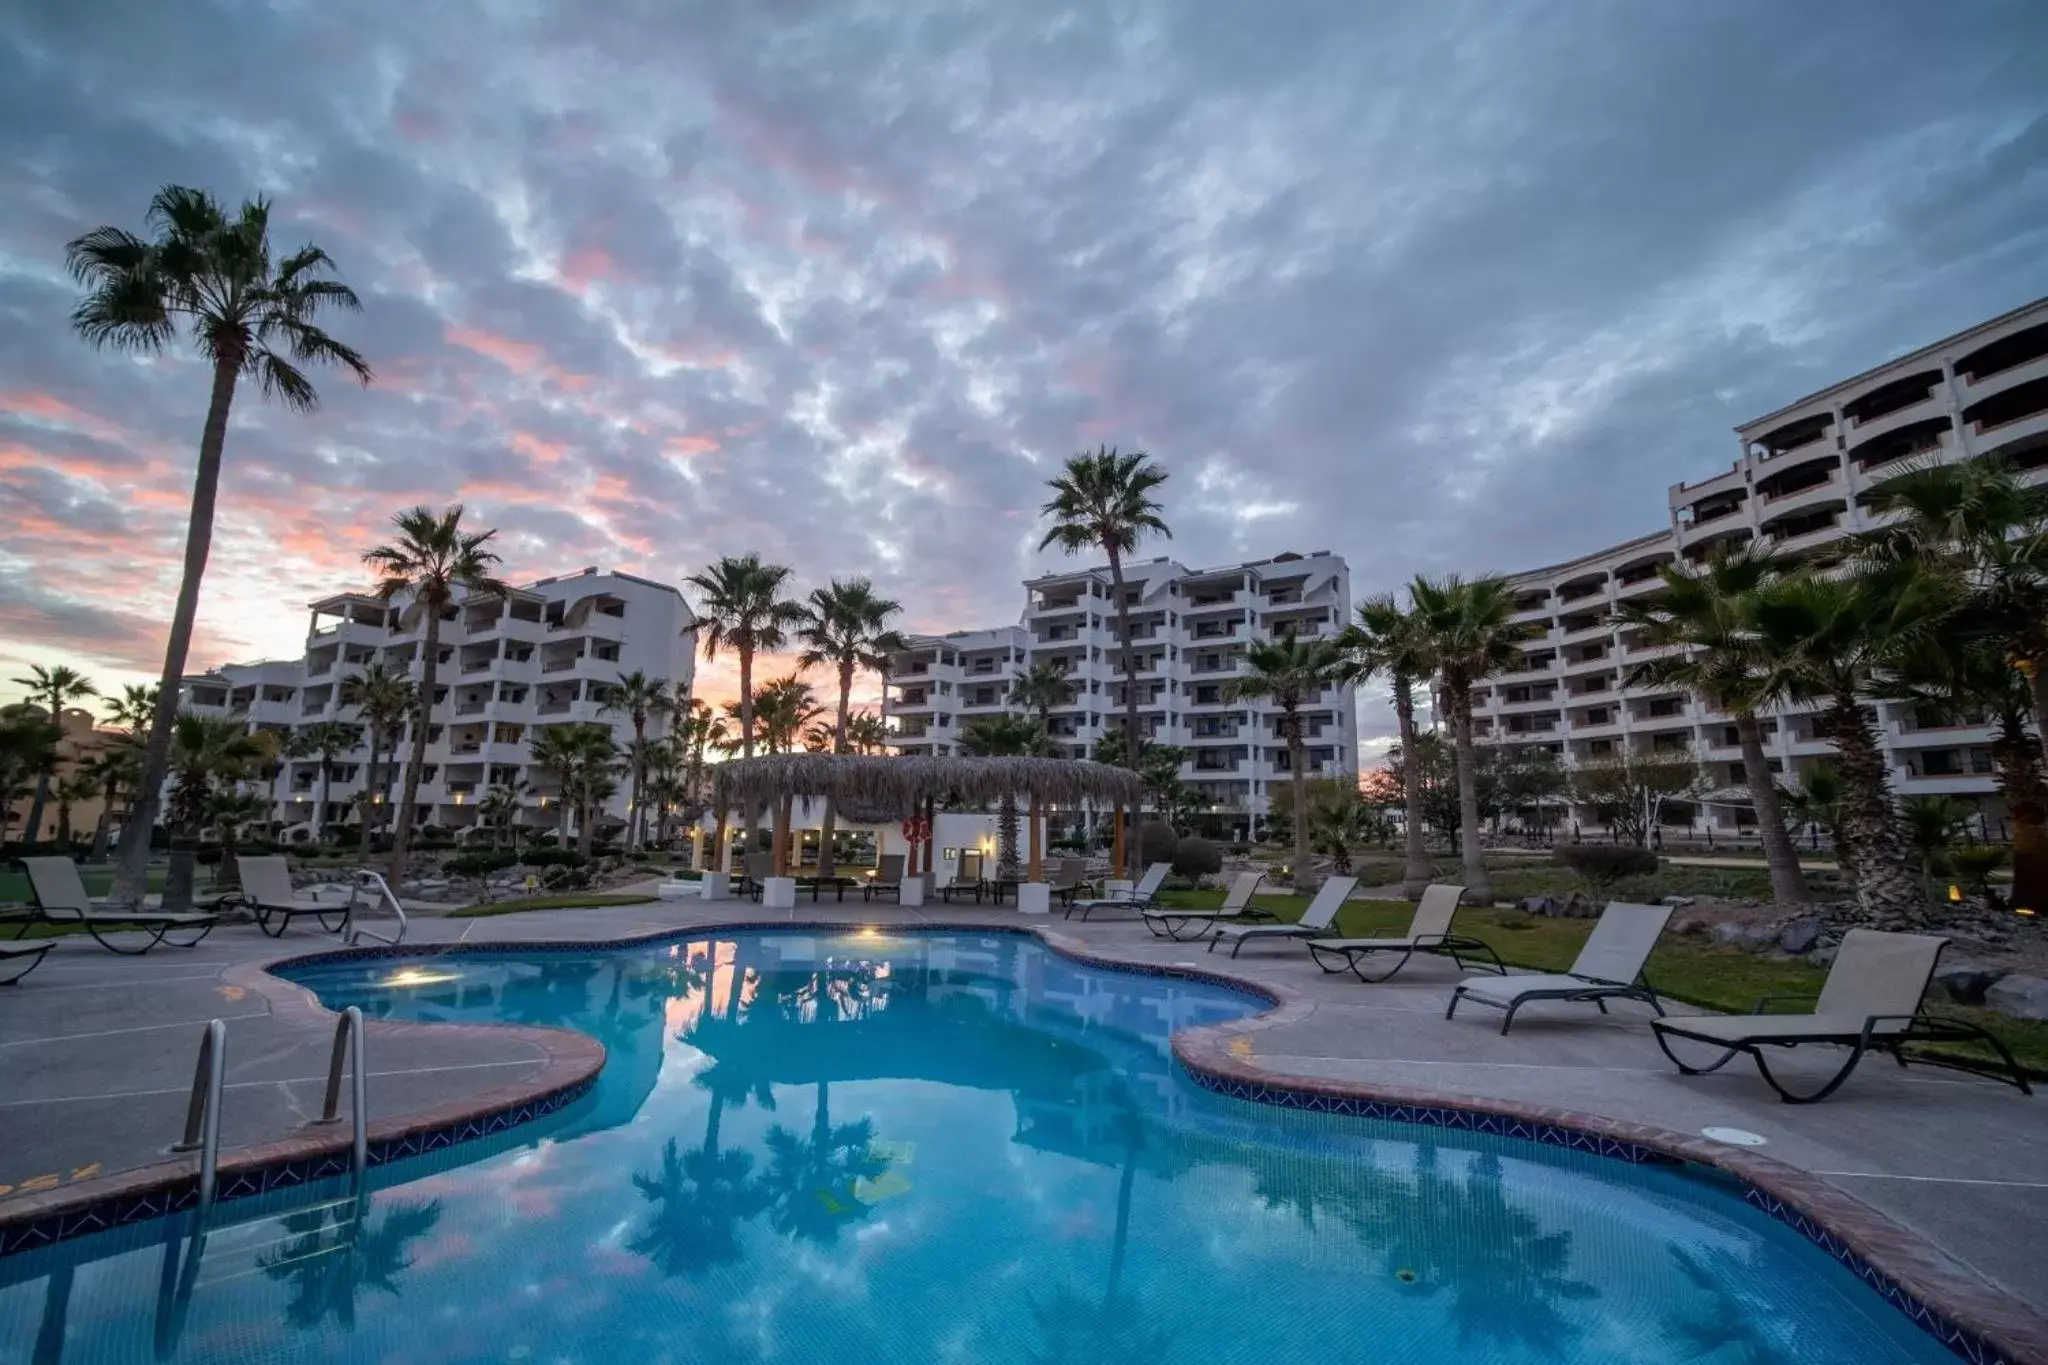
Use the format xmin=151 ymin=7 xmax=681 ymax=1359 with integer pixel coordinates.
xmin=1393 ymin=674 xmax=1430 ymax=898
xmin=1449 ymin=691 xmax=1491 ymax=903
xmin=738 ymin=647 xmax=756 ymax=759
xmin=1827 ymin=696 xmax=1926 ymax=927
xmin=628 ymin=718 xmax=648 ymax=853
xmin=89 ymin=781 xmax=117 ymax=863
xmin=23 ymin=770 xmax=50 ymax=852
xmin=819 ymin=660 xmax=854 ymax=879
xmin=1286 ymin=716 xmax=1312 ymax=892
xmin=2030 ymin=664 xmax=2048 ymax=773
xmin=1992 ymin=709 xmax=2048 ymax=913
xmin=1735 ymin=712 xmax=1809 ymax=907
xmin=115 ymin=353 xmax=241 ymax=904
xmin=389 ymin=611 xmax=442 ymax=883
xmin=1028 ymin=795 xmax=1043 ymax=881
xmin=997 ymin=793 xmax=1021 ymax=879
xmin=1105 ymin=544 xmax=1140 ymax=879
xmin=357 ymin=732 xmax=382 ymax=860
xmin=315 ymin=761 xmax=332 ymax=841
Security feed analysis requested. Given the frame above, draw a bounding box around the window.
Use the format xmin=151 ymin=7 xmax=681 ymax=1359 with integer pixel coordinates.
xmin=1585 ymin=708 xmax=1609 ymax=725
xmin=1918 ymin=750 xmax=1962 ymax=776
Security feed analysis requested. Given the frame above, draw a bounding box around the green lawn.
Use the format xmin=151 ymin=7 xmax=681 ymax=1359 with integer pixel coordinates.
xmin=451 ymin=893 xmax=658 ymax=918
xmin=0 ymin=867 xmax=168 ymax=905
xmin=1152 ymin=887 xmax=2048 ymax=1074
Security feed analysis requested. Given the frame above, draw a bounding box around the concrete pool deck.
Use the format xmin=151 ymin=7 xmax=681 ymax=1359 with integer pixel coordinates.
xmin=3 ymin=893 xmax=2044 ymax=1351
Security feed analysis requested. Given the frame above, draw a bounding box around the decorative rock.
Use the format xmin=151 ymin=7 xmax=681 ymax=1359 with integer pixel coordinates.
xmin=1661 ymin=896 xmax=1695 ymax=909
xmin=1933 ymin=963 xmax=2007 ymax=1006
xmin=1777 ymin=917 xmax=1823 ymax=955
xmin=1984 ymin=973 xmax=2048 ymax=1022
xmin=1519 ymin=896 xmax=1558 ymax=916
xmin=1709 ymin=922 xmax=1779 ymax=950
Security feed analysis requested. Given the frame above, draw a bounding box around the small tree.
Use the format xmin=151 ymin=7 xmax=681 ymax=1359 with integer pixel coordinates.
xmin=1555 ymin=844 xmax=1660 ymax=893
xmin=1570 ymin=748 xmax=1701 ymax=847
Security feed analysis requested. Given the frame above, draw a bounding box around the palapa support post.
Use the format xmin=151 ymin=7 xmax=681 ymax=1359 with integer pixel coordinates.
xmin=1027 ymin=795 xmax=1043 ymax=882
xmin=1112 ymin=801 xmax=1126 ymax=882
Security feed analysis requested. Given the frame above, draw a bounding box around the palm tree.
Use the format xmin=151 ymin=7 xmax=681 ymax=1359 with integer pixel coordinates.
xmin=1410 ymin=575 xmax=1528 ymax=903
xmin=52 ymin=769 xmax=98 ymax=848
xmin=1227 ymin=637 xmax=1352 ymax=891
xmin=1882 ymin=625 xmax=2048 ymax=910
xmin=763 ymin=1102 xmax=890 ymax=1247
xmin=296 ymin=720 xmax=360 ymax=843
xmin=1012 ymin=660 xmax=1077 ymax=745
xmin=530 ymin=723 xmax=619 ymax=857
xmin=797 ymin=577 xmax=907 ymax=875
xmin=163 ymin=713 xmax=266 ymax=910
xmin=1344 ymin=595 xmax=1435 ymax=897
xmin=74 ymin=188 xmax=372 ymax=903
xmin=1748 ymin=566 xmax=1939 ymax=927
xmin=683 ymin=554 xmax=806 ymax=759
xmin=1901 ymin=794 xmax=1976 ymax=902
xmin=1040 ymin=446 xmax=1171 ymax=876
xmin=105 ymin=683 xmax=159 ymax=736
xmin=0 ymin=708 xmax=57 ymax=847
xmin=341 ymin=663 xmax=416 ymax=859
xmin=83 ymin=741 xmax=143 ymax=863
xmin=477 ymin=782 xmax=524 ymax=850
xmin=206 ymin=788 xmax=269 ymax=890
xmin=11 ymin=664 xmax=98 ymax=850
xmin=362 ymin=504 xmax=507 ymax=881
xmin=960 ymin=712 xmax=1049 ymax=877
xmin=1782 ymin=762 xmax=1854 ymax=894
xmin=1856 ymin=455 xmax=2048 ymax=766
xmin=601 ymin=670 xmax=672 ymax=852
xmin=846 ymin=711 xmax=889 ymax=755
xmin=1613 ymin=546 xmax=1810 ymax=907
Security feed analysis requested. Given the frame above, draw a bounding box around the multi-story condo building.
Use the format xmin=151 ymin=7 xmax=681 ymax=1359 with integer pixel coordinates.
xmin=178 ymin=567 xmax=696 ymax=841
xmin=884 ymin=551 xmax=1358 ymax=832
xmin=1474 ymin=296 xmax=2048 ymax=834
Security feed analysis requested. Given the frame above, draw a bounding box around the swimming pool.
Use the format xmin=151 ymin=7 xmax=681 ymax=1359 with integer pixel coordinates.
xmin=0 ymin=929 xmax=1957 ymax=1363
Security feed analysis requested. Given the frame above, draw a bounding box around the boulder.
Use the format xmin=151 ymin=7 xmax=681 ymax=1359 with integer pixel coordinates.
xmin=1984 ymin=974 xmax=2048 ymax=1022
xmin=1776 ymin=917 xmax=1824 ymax=955
xmin=1520 ymin=896 xmax=1558 ymax=916
xmin=1933 ymin=963 xmax=2007 ymax=1006
xmin=1709 ymin=922 xmax=1779 ymax=950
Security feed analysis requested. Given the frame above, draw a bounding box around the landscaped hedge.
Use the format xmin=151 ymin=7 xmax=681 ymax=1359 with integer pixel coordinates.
xmin=1172 ymin=837 xmax=1222 ymax=881
xmin=1554 ymin=844 xmax=1660 ymax=890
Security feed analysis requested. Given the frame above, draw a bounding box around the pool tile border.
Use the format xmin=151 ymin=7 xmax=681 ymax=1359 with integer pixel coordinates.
xmin=1 ymin=914 xmax=2041 ymax=1365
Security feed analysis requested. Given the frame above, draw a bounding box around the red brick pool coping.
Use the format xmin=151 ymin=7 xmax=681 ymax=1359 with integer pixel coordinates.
xmin=3 ymin=915 xmax=2042 ymax=1364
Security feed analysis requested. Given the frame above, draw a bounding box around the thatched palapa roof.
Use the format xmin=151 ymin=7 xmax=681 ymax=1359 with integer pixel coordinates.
xmin=712 ymin=753 xmax=1143 ymax=820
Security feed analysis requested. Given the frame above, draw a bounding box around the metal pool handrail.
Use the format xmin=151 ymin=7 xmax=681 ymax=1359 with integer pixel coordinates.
xmin=341 ymin=869 xmax=408 ymax=947
xmin=315 ymin=1005 xmax=369 ymax=1178
xmin=169 ymin=1018 xmax=226 ymax=1214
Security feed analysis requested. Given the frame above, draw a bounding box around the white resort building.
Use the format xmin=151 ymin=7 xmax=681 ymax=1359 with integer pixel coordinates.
xmin=884 ymin=551 xmax=1359 ymax=835
xmin=178 ymin=567 xmax=696 ymax=841
xmin=1474 ymin=296 xmax=2048 ymax=837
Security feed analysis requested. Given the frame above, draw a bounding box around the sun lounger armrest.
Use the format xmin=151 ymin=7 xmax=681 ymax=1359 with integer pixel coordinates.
xmin=1750 ymin=993 xmax=1821 ymax=1014
xmin=1860 ymin=1012 xmax=1922 ymax=1041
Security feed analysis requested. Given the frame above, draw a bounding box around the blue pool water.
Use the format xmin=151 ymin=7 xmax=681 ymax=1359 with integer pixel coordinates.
xmin=0 ymin=930 xmax=1954 ymax=1364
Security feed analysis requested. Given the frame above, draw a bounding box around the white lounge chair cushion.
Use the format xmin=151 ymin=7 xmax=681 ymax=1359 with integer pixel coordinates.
xmin=1212 ymin=921 xmax=1307 ymax=941
xmin=1661 ymin=1012 xmax=1913 ymax=1042
xmin=1306 ymin=935 xmax=1430 ymax=953
xmin=1455 ymin=972 xmax=1612 ymax=1006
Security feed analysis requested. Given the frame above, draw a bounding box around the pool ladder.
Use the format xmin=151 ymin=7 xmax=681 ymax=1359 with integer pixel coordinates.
xmin=340 ymin=868 xmax=408 ymax=947
xmin=174 ymin=1006 xmax=369 ymax=1217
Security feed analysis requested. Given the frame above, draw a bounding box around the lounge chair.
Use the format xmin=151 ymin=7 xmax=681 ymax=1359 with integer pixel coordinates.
xmin=0 ymin=941 xmax=53 ymax=983
xmin=1141 ymin=870 xmax=1270 ymax=940
xmin=864 ymin=854 xmax=907 ymax=903
xmin=1047 ymin=858 xmax=1091 ymax=907
xmin=1445 ymin=901 xmax=1671 ymax=1033
xmin=234 ymin=856 xmax=348 ymax=937
xmin=19 ymin=856 xmax=219 ymax=955
xmin=1064 ymin=862 xmax=1171 ymax=921
xmin=1209 ymin=876 xmax=1359 ymax=957
xmin=1651 ymin=929 xmax=2033 ymax=1104
xmin=740 ymin=853 xmax=773 ymax=902
xmin=1303 ymin=884 xmax=1502 ymax=981
xmin=939 ymin=851 xmax=986 ymax=903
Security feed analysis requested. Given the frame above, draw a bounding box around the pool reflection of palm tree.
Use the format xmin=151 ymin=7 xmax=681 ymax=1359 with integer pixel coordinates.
xmin=1664 ymin=1246 xmax=1802 ymax=1365
xmin=763 ymin=1080 xmax=890 ymax=1246
xmin=1029 ymin=1096 xmax=1171 ymax=1365
xmin=1352 ymin=1147 xmax=1596 ymax=1357
xmin=629 ymin=1136 xmax=771 ymax=1277
xmin=257 ymin=1193 xmax=443 ymax=1331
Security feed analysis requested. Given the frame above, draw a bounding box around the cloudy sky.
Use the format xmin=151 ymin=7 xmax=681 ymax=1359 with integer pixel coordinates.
xmin=3 ymin=1 xmax=2045 ymax=744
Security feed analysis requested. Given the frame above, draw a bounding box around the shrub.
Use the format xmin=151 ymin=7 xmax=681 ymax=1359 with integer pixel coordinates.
xmin=1226 ymin=841 xmax=1252 ymax=857
xmin=1172 ymin=837 xmax=1222 ymax=881
xmin=1138 ymin=820 xmax=1178 ymax=869
xmin=1554 ymin=844 xmax=1660 ymax=890
xmin=521 ymin=848 xmax=588 ymax=870
xmin=446 ymin=851 xmax=520 ymax=879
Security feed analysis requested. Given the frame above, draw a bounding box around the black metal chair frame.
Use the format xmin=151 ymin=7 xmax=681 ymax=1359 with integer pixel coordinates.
xmin=1653 ymin=994 xmax=2034 ymax=1104
xmin=0 ymin=941 xmax=53 ymax=984
xmin=228 ymin=891 xmax=347 ymax=938
xmin=1141 ymin=903 xmax=1279 ymax=941
xmin=1446 ymin=971 xmax=1664 ymax=1035
xmin=1305 ymin=933 xmax=1507 ymax=982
